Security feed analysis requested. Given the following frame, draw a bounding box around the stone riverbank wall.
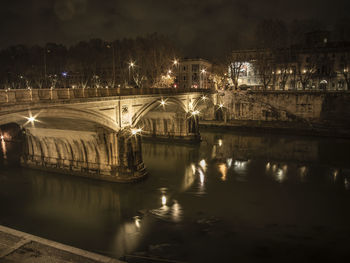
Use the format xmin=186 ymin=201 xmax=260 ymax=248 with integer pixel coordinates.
xmin=219 ymin=91 xmax=350 ymax=130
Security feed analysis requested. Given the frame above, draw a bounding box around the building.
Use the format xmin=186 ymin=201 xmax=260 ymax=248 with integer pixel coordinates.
xmin=175 ymin=58 xmax=212 ymax=89
xmin=230 ymin=32 xmax=350 ymax=91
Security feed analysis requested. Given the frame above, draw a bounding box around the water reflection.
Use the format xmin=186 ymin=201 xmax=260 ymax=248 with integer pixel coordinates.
xmin=233 ymin=160 xmax=248 ymax=173
xmin=226 ymin=158 xmax=232 ymax=168
xmin=1 ymin=130 xmax=350 ymax=262
xmin=199 ymin=159 xmax=207 ymax=172
xmin=345 ymin=178 xmax=350 ymax=190
xmin=299 ymin=166 xmax=308 ymax=181
xmin=113 ymin=219 xmax=142 ymax=257
xmin=218 ymin=163 xmax=227 ymax=181
xmin=199 ymin=169 xmax=205 ymax=186
xmin=333 ymin=169 xmax=339 ymax=182
xmin=266 ymin=162 xmax=287 ymax=183
xmin=149 ymin=192 xmax=183 ymax=223
xmin=188 ymin=159 xmax=207 ymax=195
xmin=182 ymin=165 xmax=196 ymax=191
xmin=134 ymin=216 xmax=141 ymax=229
xmin=1 ymin=140 xmax=7 ymax=160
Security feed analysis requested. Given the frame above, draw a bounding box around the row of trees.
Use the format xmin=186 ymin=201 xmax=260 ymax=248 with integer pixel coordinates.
xmin=0 ymin=33 xmax=180 ymax=89
xmin=210 ymin=18 xmax=350 ymax=91
xmin=212 ymin=48 xmax=350 ymax=91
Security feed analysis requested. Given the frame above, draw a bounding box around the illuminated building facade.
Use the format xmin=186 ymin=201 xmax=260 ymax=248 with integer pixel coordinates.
xmin=175 ymin=58 xmax=212 ymax=89
xmin=231 ymin=33 xmax=350 ymax=91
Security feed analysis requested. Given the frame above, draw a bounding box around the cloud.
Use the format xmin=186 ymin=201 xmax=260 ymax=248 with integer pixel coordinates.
xmin=1 ymin=0 xmax=350 ymax=57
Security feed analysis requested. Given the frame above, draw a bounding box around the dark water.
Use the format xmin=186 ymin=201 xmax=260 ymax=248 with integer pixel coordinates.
xmin=1 ymin=130 xmax=350 ymax=263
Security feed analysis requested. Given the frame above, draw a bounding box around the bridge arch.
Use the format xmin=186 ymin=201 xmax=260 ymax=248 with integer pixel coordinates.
xmin=131 ymin=96 xmax=187 ymax=127
xmin=0 ymin=107 xmax=119 ymax=132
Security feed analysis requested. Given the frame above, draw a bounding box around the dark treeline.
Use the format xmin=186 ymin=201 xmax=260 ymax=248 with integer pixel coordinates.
xmin=0 ymin=33 xmax=180 ymax=89
xmin=2 ymin=18 xmax=350 ymax=90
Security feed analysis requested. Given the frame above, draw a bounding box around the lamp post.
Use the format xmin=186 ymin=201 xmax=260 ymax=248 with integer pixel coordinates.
xmin=106 ymin=43 xmax=116 ymax=87
xmin=201 ymin=68 xmax=207 ymax=89
xmin=128 ymin=61 xmax=135 ymax=86
xmin=43 ymin=49 xmax=50 ymax=88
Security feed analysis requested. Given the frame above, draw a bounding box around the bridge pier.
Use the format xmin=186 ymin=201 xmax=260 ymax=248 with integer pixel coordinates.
xmin=21 ymin=127 xmax=146 ymax=183
xmin=138 ymin=112 xmax=201 ymax=142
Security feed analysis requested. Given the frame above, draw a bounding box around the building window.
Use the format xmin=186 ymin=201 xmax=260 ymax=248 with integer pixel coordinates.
xmin=192 ymin=64 xmax=199 ymax=72
xmin=183 ymin=66 xmax=187 ymax=71
xmin=183 ymin=76 xmax=186 ymax=81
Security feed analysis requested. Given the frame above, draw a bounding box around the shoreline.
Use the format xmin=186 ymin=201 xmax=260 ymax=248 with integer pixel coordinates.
xmin=199 ymin=120 xmax=350 ymax=139
xmin=0 ymin=224 xmax=123 ymax=263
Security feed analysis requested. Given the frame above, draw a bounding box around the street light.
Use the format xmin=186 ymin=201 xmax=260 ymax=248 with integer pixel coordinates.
xmin=44 ymin=49 xmax=51 ymax=88
xmin=107 ymin=43 xmax=116 ymax=87
xmin=201 ymin=68 xmax=207 ymax=89
xmin=129 ymin=61 xmax=135 ymax=86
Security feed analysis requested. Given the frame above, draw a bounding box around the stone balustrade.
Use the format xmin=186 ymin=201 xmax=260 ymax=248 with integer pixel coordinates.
xmin=0 ymin=88 xmax=209 ymax=104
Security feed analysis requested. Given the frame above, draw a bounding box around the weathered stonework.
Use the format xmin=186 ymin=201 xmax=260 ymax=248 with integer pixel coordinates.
xmin=21 ymin=127 xmax=146 ymax=182
xmin=0 ymin=88 xmax=212 ymax=182
xmin=138 ymin=111 xmax=201 ymax=142
xmin=220 ymin=91 xmax=350 ymax=127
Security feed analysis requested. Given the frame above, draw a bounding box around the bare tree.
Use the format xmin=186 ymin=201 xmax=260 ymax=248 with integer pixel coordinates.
xmin=275 ymin=50 xmax=292 ymax=90
xmin=211 ymin=62 xmax=229 ymax=90
xmin=341 ymin=51 xmax=350 ymax=90
xmin=254 ymin=51 xmax=276 ymax=90
xmin=296 ymin=53 xmax=317 ymax=90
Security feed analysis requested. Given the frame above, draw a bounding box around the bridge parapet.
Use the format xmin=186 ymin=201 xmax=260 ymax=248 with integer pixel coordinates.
xmin=0 ymin=88 xmax=211 ymax=104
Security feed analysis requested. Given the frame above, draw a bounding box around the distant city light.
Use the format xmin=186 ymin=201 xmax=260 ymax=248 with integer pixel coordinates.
xmin=218 ymin=139 xmax=223 ymax=146
xmin=162 ymin=195 xmax=167 ymax=206
xmin=160 ymin=99 xmax=166 ymax=106
xmin=0 ymin=135 xmax=4 ymax=140
xmin=173 ymin=59 xmax=178 ymax=65
xmin=62 ymin=72 xmax=68 ymax=77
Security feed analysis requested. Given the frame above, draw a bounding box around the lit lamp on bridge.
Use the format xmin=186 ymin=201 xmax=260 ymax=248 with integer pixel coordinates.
xmin=131 ymin=128 xmax=142 ymax=136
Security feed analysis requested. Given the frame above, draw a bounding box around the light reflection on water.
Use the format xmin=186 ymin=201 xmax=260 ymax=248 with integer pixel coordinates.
xmin=1 ymin=131 xmax=350 ymax=262
xmin=1 ymin=140 xmax=7 ymax=160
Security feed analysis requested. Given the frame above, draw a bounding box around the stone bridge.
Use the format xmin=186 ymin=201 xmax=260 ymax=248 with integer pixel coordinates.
xmin=0 ymin=88 xmax=217 ymax=182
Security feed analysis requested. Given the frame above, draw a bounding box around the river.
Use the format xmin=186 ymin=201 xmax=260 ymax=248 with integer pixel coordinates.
xmin=1 ymin=129 xmax=350 ymax=262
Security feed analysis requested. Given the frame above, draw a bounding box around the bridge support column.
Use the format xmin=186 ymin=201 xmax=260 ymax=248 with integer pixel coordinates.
xmin=21 ymin=127 xmax=146 ymax=183
xmin=139 ymin=112 xmax=201 ymax=142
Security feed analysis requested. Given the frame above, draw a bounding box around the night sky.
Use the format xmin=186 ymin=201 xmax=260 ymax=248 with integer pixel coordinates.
xmin=1 ymin=0 xmax=350 ymax=58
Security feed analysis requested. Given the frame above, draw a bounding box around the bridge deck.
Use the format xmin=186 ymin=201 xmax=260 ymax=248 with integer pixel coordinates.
xmin=0 ymin=88 xmax=211 ymax=104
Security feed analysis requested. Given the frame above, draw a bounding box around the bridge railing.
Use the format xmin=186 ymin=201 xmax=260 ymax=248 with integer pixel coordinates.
xmin=0 ymin=88 xmax=211 ymax=104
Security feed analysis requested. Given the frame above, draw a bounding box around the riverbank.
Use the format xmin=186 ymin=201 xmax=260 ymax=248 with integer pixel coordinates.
xmin=199 ymin=120 xmax=350 ymax=139
xmin=0 ymin=225 xmax=123 ymax=263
